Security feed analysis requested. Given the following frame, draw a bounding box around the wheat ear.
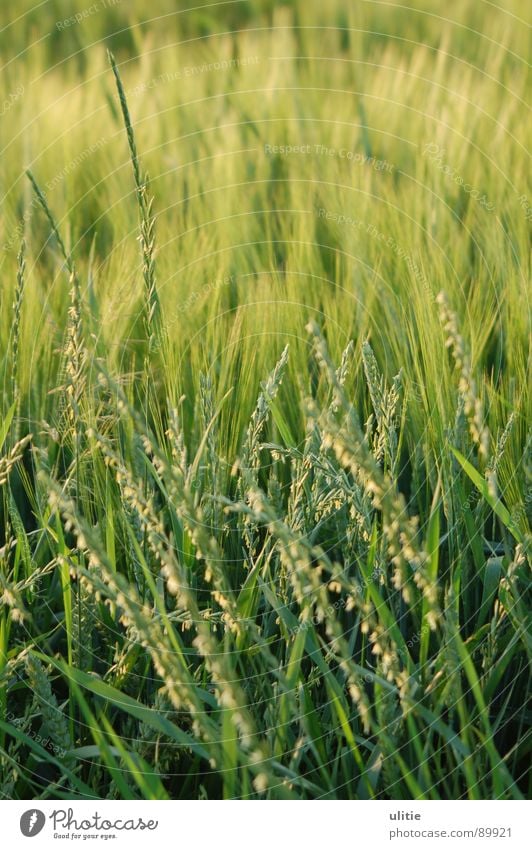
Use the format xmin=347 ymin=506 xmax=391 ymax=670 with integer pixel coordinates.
xmin=108 ymin=50 xmax=161 ymax=354
xmin=26 ymin=171 xmax=86 ymax=423
xmin=10 ymin=238 xmax=26 ymax=439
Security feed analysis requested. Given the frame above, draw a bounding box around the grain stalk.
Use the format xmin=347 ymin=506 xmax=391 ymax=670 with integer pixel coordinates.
xmin=26 ymin=171 xmax=86 ymax=432
xmin=436 ymin=291 xmax=490 ymax=462
xmin=25 ymin=654 xmax=71 ymax=763
xmin=108 ymin=51 xmax=162 ymax=359
xmin=10 ymin=239 xmax=26 ymax=441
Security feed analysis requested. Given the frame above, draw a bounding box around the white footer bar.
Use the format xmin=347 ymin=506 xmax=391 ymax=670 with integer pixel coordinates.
xmin=3 ymin=800 xmax=530 ymax=849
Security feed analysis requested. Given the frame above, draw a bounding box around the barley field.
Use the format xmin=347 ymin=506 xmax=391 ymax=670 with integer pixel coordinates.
xmin=0 ymin=0 xmax=530 ymax=801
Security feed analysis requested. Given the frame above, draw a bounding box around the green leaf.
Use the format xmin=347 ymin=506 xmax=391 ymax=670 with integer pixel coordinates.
xmin=476 ymin=556 xmax=503 ymax=628
xmin=420 ymin=493 xmax=440 ymax=670
xmin=451 ymin=447 xmax=523 ymax=543
xmin=0 ymin=402 xmax=15 ymax=451
xmin=41 ymin=656 xmax=212 ymax=763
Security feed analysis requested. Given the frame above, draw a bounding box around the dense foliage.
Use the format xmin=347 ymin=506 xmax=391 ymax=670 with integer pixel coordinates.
xmin=0 ymin=0 xmax=530 ymax=800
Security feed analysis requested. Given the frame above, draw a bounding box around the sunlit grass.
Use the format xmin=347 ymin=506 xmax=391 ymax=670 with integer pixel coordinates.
xmin=0 ymin=0 xmax=529 ymax=800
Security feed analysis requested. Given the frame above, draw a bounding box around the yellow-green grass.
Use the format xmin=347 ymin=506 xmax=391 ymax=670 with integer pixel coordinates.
xmin=0 ymin=0 xmax=529 ymax=800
